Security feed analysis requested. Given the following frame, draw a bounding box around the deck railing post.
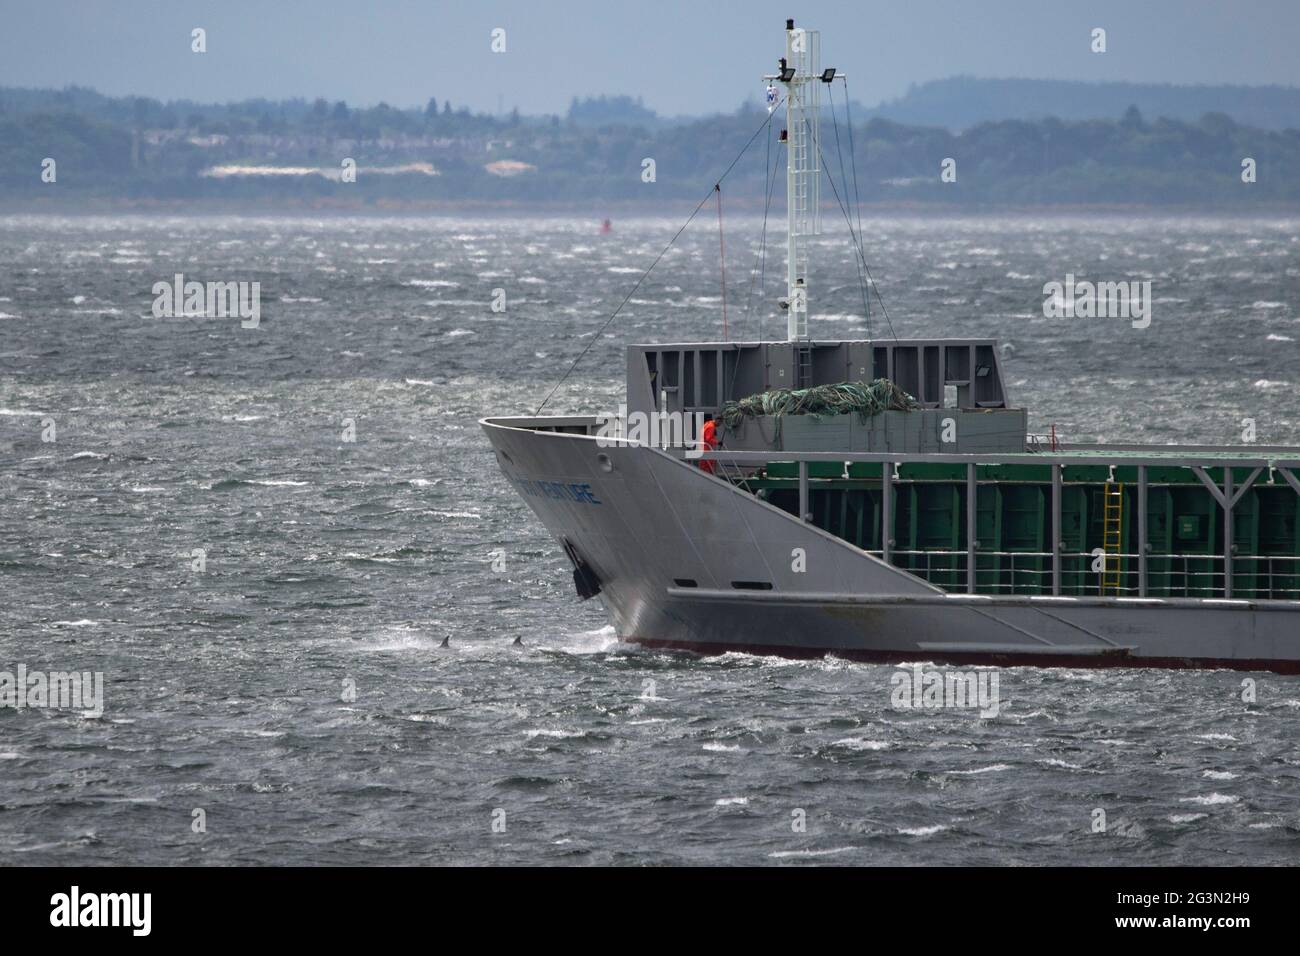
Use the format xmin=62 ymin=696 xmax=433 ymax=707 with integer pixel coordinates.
xmin=1138 ymin=465 xmax=1148 ymax=598
xmin=882 ymin=461 xmax=892 ymax=563
xmin=798 ymin=460 xmax=810 ymax=523
xmin=1224 ymin=467 xmax=1234 ymax=598
xmin=966 ymin=462 xmax=977 ymax=594
xmin=1051 ymin=463 xmax=1061 ymax=596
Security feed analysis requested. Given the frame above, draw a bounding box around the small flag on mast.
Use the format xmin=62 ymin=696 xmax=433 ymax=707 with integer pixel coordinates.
xmin=765 ymin=85 xmax=778 ymax=112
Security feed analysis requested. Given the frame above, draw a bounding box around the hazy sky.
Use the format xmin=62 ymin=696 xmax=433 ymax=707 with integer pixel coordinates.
xmin=2 ymin=0 xmax=1298 ymax=115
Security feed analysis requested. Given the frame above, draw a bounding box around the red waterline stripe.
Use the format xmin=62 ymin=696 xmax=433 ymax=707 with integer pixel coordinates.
xmin=628 ymin=637 xmax=1300 ymax=675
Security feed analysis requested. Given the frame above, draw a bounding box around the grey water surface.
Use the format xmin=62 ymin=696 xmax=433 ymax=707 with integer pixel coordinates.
xmin=1 ymin=213 xmax=1298 ymax=865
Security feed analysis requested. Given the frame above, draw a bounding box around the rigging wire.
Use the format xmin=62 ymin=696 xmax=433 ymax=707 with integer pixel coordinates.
xmin=838 ymin=78 xmax=892 ymax=340
xmin=534 ymin=99 xmax=784 ymax=415
xmin=842 ymin=77 xmax=867 ymax=284
xmin=814 ymin=134 xmax=899 ymax=342
xmin=741 ymin=118 xmax=781 ymax=340
xmin=758 ymin=139 xmax=775 ymax=342
xmin=728 ymin=116 xmax=784 ymax=416
xmin=715 ymin=184 xmax=728 ymax=340
xmin=827 ymin=79 xmax=873 ymax=337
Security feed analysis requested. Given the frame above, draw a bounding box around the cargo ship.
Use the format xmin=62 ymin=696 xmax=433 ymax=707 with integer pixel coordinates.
xmin=482 ymin=20 xmax=1300 ymax=674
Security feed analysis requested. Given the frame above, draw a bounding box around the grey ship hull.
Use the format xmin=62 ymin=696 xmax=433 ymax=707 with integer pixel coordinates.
xmin=483 ymin=417 xmax=1300 ymax=674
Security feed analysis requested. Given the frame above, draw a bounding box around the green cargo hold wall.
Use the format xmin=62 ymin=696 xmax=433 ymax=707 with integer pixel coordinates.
xmin=752 ymin=467 xmax=1300 ymax=598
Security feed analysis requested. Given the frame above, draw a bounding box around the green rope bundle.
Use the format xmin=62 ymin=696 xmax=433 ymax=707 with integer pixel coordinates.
xmin=721 ymin=379 xmax=920 ymax=439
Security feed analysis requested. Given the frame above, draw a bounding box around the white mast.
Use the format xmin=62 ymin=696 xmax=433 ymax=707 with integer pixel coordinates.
xmin=768 ymin=18 xmax=822 ymax=343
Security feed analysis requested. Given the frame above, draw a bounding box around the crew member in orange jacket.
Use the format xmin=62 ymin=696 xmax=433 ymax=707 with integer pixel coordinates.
xmin=699 ymin=416 xmax=719 ymax=474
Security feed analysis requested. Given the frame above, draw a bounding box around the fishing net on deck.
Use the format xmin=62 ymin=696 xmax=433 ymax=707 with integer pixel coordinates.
xmin=720 ymin=379 xmax=920 ymax=438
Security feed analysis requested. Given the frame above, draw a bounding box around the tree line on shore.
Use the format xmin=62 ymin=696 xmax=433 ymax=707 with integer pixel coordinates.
xmin=1 ymin=86 xmax=1296 ymax=204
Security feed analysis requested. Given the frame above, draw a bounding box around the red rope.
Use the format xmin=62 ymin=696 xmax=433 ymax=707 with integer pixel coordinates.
xmin=715 ymin=183 xmax=728 ymax=340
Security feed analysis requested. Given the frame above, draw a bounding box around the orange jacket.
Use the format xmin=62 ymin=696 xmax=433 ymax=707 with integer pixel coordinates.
xmin=700 ymin=419 xmax=718 ymax=473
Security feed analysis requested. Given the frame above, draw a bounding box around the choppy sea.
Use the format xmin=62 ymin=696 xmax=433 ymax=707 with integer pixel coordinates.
xmin=1 ymin=213 xmax=1298 ymax=864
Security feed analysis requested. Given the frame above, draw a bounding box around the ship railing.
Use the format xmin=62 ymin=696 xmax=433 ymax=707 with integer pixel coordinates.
xmin=877 ymin=549 xmax=1300 ymax=599
xmin=697 ymin=449 xmax=1300 ymax=467
xmin=688 ymin=447 xmax=1300 ymax=601
xmin=487 ymin=415 xmax=604 ymax=435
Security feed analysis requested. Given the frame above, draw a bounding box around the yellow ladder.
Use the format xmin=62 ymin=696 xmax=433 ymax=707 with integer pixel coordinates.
xmin=1102 ymin=482 xmax=1124 ymax=594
